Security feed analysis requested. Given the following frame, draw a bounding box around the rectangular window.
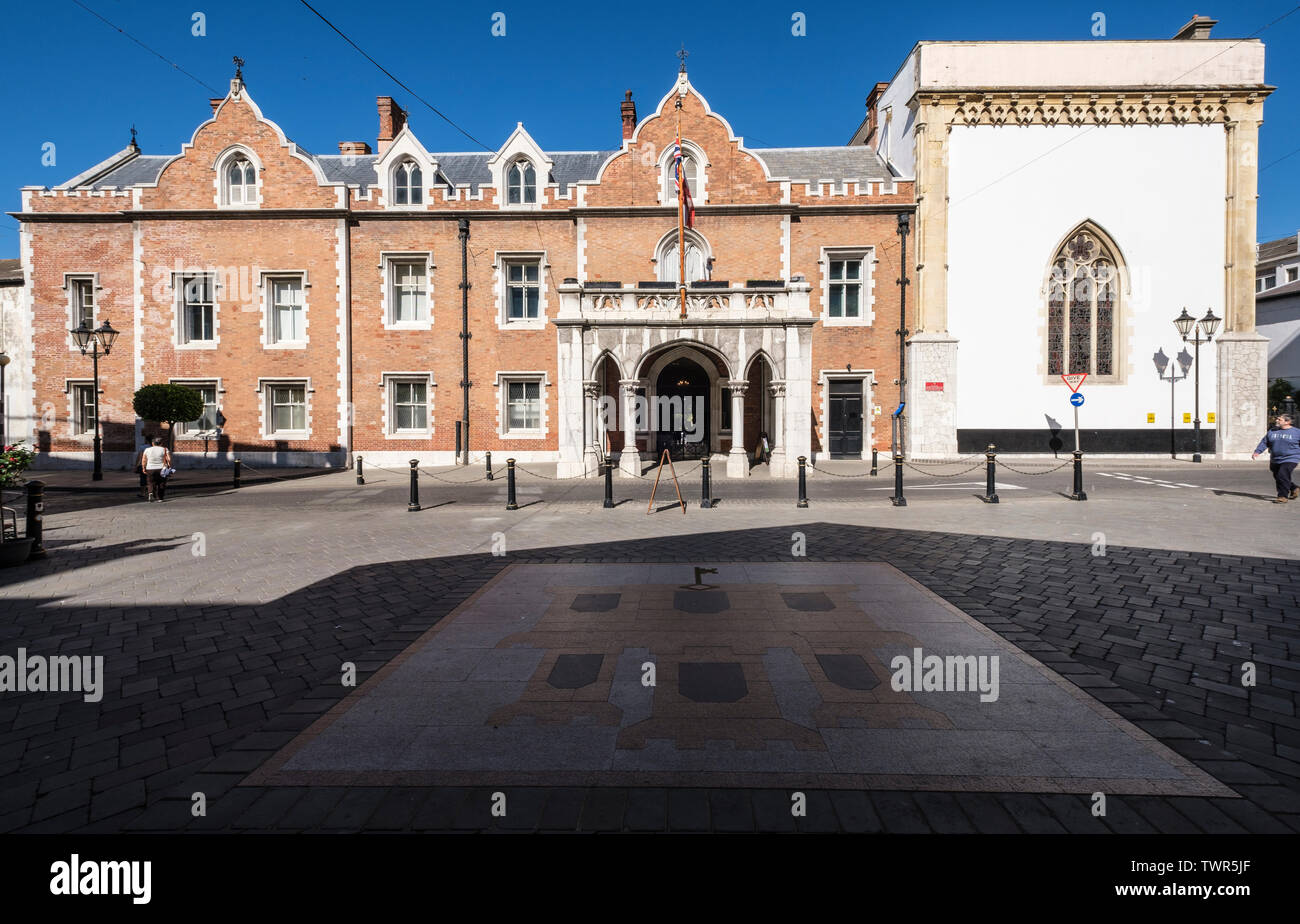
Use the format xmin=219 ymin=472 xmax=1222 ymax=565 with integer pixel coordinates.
xmin=270 ymin=278 xmax=304 ymax=343
xmin=392 ymin=381 xmax=428 ymax=432
xmin=72 ymin=384 xmax=96 ymax=436
xmin=180 ymin=274 xmax=215 ymax=343
xmin=506 ymin=262 xmax=540 ymax=320
xmin=828 ymin=259 xmax=862 ymax=318
xmin=391 ymin=260 xmax=427 ymax=323
xmin=71 ymin=278 xmax=95 ymax=330
xmin=1288 ymin=267 xmax=1299 ymax=283
xmin=178 ymin=384 xmax=219 ymax=435
xmin=506 ymin=381 xmax=541 ymax=432
xmin=269 ymin=385 xmax=306 ymax=434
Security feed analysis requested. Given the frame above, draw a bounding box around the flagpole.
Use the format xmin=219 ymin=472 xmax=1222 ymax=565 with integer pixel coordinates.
xmin=676 ymin=97 xmax=686 ymax=320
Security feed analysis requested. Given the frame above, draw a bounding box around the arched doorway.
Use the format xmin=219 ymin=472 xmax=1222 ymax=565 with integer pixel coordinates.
xmin=654 ymin=356 xmax=711 ymax=459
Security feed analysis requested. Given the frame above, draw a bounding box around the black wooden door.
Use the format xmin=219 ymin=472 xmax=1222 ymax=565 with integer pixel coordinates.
xmin=828 ymin=383 xmax=863 ymax=457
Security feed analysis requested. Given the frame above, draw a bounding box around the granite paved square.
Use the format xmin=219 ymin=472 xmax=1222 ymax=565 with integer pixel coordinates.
xmin=244 ymin=563 xmax=1231 ymax=795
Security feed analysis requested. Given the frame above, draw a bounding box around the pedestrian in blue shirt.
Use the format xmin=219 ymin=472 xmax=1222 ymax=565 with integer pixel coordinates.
xmin=1253 ymin=413 xmax=1300 ymax=503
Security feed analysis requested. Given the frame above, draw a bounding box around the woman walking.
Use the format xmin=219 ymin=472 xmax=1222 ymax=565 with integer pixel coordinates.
xmin=141 ymin=436 xmax=171 ymax=503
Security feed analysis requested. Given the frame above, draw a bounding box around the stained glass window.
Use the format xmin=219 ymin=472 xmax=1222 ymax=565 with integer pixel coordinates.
xmin=1046 ymin=227 xmax=1120 ymax=379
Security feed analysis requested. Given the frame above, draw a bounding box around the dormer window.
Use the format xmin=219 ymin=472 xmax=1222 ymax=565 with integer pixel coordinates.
xmin=394 ymin=159 xmax=423 ymax=205
xmin=224 ymin=155 xmax=256 ymax=205
xmin=507 ymin=160 xmax=536 ymax=205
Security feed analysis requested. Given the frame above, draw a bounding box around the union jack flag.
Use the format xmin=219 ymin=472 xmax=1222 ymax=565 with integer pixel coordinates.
xmin=673 ymin=136 xmax=695 ymax=229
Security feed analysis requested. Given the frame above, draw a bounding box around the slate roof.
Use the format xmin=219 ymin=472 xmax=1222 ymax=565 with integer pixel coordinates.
xmin=57 ymin=144 xmax=893 ymax=194
xmin=0 ymin=258 xmax=21 ymax=285
xmin=1258 ymin=233 xmax=1299 ymax=266
xmin=1258 ymin=277 xmax=1300 ymax=302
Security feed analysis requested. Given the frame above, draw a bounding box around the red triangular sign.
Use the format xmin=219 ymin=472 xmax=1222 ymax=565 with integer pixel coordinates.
xmin=1061 ymin=372 xmax=1087 ymax=393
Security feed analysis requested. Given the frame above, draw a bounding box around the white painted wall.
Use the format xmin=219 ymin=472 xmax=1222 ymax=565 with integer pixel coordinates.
xmin=0 ymin=284 xmax=32 ymax=447
xmin=873 ymin=49 xmax=918 ymax=178
xmin=946 ymin=122 xmax=1226 ymax=433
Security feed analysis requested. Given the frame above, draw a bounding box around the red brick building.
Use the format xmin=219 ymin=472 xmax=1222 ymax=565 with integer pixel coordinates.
xmin=14 ymin=69 xmax=913 ymax=477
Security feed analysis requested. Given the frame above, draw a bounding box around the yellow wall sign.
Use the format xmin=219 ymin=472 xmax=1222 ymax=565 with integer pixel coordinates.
xmin=1146 ymin=412 xmax=1155 ymax=423
xmin=1183 ymin=412 xmax=1192 ymax=423
xmin=1207 ymin=412 xmax=1216 ymax=423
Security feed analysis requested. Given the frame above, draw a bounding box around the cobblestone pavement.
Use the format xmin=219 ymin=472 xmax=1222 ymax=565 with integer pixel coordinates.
xmin=0 ymin=472 xmax=1297 ymax=833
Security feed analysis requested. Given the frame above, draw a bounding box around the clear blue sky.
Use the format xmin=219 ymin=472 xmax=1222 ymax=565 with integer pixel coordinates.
xmin=2 ymin=0 xmax=1297 ymax=254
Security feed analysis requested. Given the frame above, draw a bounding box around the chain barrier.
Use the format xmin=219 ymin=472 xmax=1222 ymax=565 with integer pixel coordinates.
xmin=513 ymin=464 xmax=597 ymax=481
xmin=808 ymin=465 xmax=875 ymax=478
xmin=904 ymin=452 xmax=987 ymax=467
xmin=997 ymin=459 xmax=1074 ymax=475
xmin=236 ymin=461 xmax=302 ymax=483
xmin=902 ymin=460 xmax=988 ymax=477
xmin=418 ymin=466 xmax=503 ymax=484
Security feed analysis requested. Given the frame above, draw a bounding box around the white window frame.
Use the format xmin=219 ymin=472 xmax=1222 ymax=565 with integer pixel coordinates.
xmin=494 ymin=252 xmax=548 ymax=329
xmin=170 ymin=378 xmax=224 ymax=438
xmin=65 ymin=379 xmax=97 ymax=439
xmin=63 ymin=273 xmax=99 ymax=351
xmin=391 ymin=159 xmax=424 ymax=207
xmin=1288 ymin=266 xmax=1299 ymax=284
xmin=655 ymin=230 xmax=711 ymax=284
xmin=494 ymin=371 xmax=549 ymax=439
xmin=658 ymin=139 xmax=708 ymax=205
xmin=216 ymin=147 xmax=262 ymax=208
xmin=818 ymin=246 xmax=876 ymax=326
xmin=380 ymin=252 xmax=434 ymax=330
xmin=176 ymin=271 xmax=219 ymax=347
xmin=262 ymin=273 xmax=309 ymax=348
xmin=257 ymin=378 xmax=312 ymax=440
xmin=505 ymin=158 xmax=538 ymax=207
xmin=381 ymin=372 xmax=435 ymax=438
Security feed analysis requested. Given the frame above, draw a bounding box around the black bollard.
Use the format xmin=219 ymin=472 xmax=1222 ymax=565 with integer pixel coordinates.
xmin=407 ymin=459 xmax=420 ymax=512
xmin=1071 ymin=450 xmax=1088 ymax=501
xmin=797 ymin=456 xmax=809 ymax=508
xmin=233 ymin=458 xmax=241 ymax=489
xmin=891 ymin=454 xmax=907 ymax=507
xmin=603 ymin=459 xmax=615 ymax=509
xmin=870 ymin=448 xmax=878 ymax=476
xmin=25 ymin=480 xmax=46 ymax=559
xmin=506 ymin=458 xmax=519 ymax=510
xmin=700 ymin=456 xmax=712 ymax=509
xmin=981 ymin=444 xmax=999 ymax=504
xmin=356 ymin=455 xmax=365 ymax=486
xmin=485 ymin=451 xmax=493 ymax=482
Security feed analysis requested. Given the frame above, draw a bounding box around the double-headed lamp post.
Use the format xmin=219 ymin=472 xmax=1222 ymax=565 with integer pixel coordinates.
xmin=69 ymin=320 xmax=119 ymax=481
xmin=1172 ymin=308 xmax=1220 ymax=463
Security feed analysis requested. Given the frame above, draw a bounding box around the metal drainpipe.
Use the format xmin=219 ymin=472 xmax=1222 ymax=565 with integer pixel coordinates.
xmin=459 ymin=218 xmax=471 ymax=466
xmin=345 ymin=215 xmax=354 ymax=469
xmin=897 ymin=212 xmax=910 ymax=458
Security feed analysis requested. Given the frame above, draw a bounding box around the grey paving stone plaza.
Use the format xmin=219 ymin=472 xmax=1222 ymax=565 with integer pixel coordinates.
xmin=1 ymin=461 xmax=1297 ymax=833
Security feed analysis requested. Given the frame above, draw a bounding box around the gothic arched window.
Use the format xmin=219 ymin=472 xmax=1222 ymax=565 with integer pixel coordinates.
xmin=223 ymin=155 xmax=256 ymax=205
xmin=507 ymin=159 xmax=536 ymax=205
xmin=658 ymin=231 xmax=709 ymax=284
xmin=393 ymin=160 xmax=423 ymax=205
xmin=1047 ymin=224 xmax=1121 ymax=379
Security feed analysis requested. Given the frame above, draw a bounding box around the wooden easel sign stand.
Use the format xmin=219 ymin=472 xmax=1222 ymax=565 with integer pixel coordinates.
xmin=647 ymin=449 xmax=686 ymax=514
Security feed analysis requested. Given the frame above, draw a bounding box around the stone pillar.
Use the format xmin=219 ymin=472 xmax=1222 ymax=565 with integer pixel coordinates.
xmin=582 ymin=380 xmax=599 ymax=476
xmin=619 ymin=379 xmax=642 ymax=476
xmin=1217 ymin=99 xmax=1269 ymax=458
xmin=908 ymin=101 xmax=959 ymax=459
xmin=726 ymin=381 xmax=749 ymax=478
xmin=768 ymin=380 xmax=787 ymax=473
xmin=906 ymin=333 xmax=959 ymax=458
xmin=555 ymin=325 xmax=586 ymax=478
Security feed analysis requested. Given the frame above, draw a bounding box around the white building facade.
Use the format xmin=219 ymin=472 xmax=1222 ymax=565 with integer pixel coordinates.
xmin=858 ymin=16 xmax=1273 ymax=457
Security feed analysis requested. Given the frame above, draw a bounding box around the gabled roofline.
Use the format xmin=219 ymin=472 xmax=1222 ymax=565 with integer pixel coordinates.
xmin=56 ymin=144 xmax=140 ymax=190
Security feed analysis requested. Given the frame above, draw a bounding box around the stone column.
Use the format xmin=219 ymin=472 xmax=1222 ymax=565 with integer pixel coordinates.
xmin=768 ymin=380 xmax=786 ymax=473
xmin=619 ymin=379 xmax=642 ymax=476
xmin=907 ymin=100 xmax=959 ymax=458
xmin=1217 ymin=99 xmax=1269 ymax=458
xmin=726 ymin=380 xmax=749 ymax=478
xmin=582 ymin=380 xmax=599 ymax=477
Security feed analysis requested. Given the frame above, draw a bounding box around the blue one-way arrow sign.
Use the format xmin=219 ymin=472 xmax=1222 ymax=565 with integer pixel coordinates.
xmin=1069 ymin=392 xmax=1085 ymax=407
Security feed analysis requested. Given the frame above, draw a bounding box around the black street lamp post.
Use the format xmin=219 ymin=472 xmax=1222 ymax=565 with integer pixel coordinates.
xmin=1173 ymin=308 xmax=1220 ymax=463
xmin=69 ymin=321 xmax=119 ymax=481
xmin=1153 ymin=347 xmax=1193 ymax=460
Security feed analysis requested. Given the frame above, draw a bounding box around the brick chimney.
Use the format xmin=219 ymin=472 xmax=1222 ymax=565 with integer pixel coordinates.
xmin=338 ymin=141 xmax=372 ymax=156
xmin=210 ymin=98 xmax=224 ymax=115
xmin=1173 ymin=14 xmax=1217 ymax=39
xmin=621 ymin=90 xmax=637 ymax=141
xmin=863 ymin=82 xmax=891 ymax=147
xmin=376 ymin=97 xmax=407 ymax=154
